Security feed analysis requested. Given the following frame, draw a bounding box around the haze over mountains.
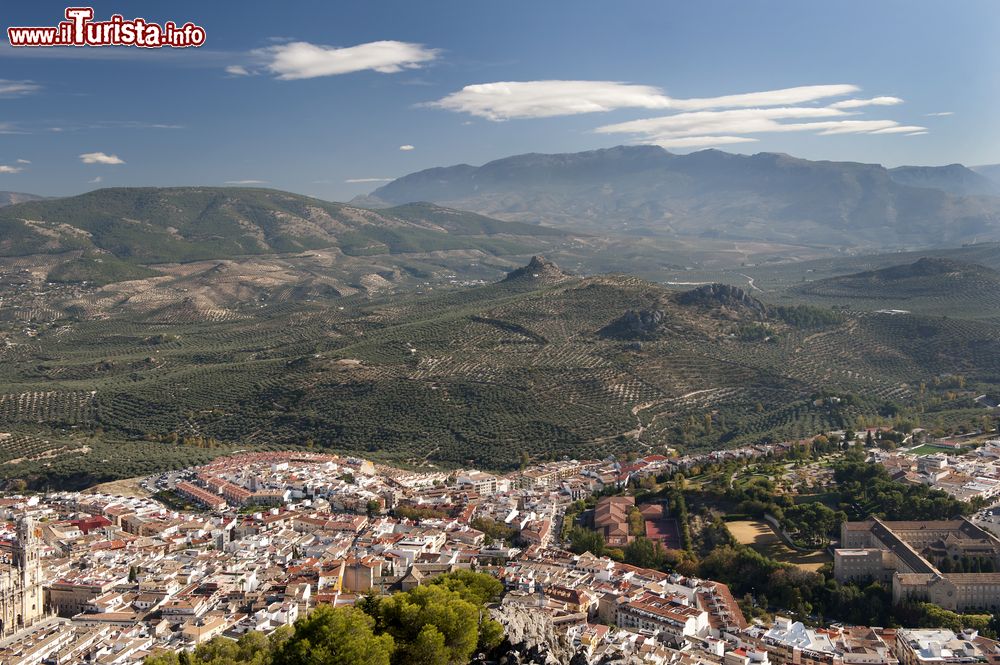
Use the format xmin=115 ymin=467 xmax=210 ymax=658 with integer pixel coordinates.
xmin=0 ymin=191 xmax=44 ymax=207
xmin=364 ymin=145 xmax=1000 ymax=249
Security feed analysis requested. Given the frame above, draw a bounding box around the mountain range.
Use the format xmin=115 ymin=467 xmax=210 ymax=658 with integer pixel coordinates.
xmin=0 ymin=187 xmax=570 ymax=264
xmin=363 ymin=145 xmax=1000 ymax=249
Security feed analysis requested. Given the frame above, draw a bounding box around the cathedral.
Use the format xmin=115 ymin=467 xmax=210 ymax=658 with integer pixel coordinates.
xmin=0 ymin=516 xmax=45 ymax=637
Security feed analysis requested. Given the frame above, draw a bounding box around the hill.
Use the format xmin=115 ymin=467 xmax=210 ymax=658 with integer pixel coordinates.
xmin=974 ymin=165 xmax=1000 ymax=186
xmin=889 ymin=164 xmax=1000 ymax=197
xmin=0 ymin=187 xmax=568 ymax=264
xmin=365 ymin=146 xmax=1000 ymax=249
xmin=2 ymin=257 xmax=999 ymax=485
xmin=792 ymin=257 xmax=1000 ymax=313
xmin=0 ymin=191 xmax=44 ymax=207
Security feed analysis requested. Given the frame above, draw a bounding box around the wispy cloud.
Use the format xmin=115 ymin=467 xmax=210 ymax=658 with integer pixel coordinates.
xmin=829 ymin=96 xmax=903 ymax=109
xmin=429 ymin=81 xmax=672 ymax=121
xmin=429 ymin=80 xmax=921 ymax=148
xmin=595 ymin=107 xmax=926 ymax=148
xmin=428 ymin=81 xmax=861 ymax=120
xmin=0 ymin=165 xmax=23 ymax=174
xmin=591 ymin=95 xmax=923 ymax=148
xmin=225 ymin=65 xmax=251 ymax=77
xmin=79 ymin=151 xmax=125 ymax=165
xmin=224 ymin=179 xmax=268 ymax=185
xmin=89 ymin=176 xmax=103 ymax=184
xmin=398 ymin=144 xmax=415 ymax=151
xmin=248 ymin=40 xmax=439 ymax=80
xmin=0 ymin=79 xmax=41 ymax=97
xmin=906 ymin=131 xmax=929 ymax=136
xmin=925 ymin=111 xmax=954 ymax=117
xmin=669 ymin=84 xmax=860 ymax=111
xmin=649 ymin=136 xmax=760 ymax=149
xmin=345 ymin=177 xmax=395 ymax=183
xmin=16 ymin=159 xmax=30 ymax=164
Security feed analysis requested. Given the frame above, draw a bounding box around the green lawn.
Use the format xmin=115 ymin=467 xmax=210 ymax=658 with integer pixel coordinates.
xmin=906 ymin=444 xmax=959 ymax=456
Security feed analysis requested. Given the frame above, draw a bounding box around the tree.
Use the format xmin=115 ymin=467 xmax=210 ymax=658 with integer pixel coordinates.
xmin=371 ymin=583 xmax=500 ymax=665
xmin=428 ymin=570 xmax=503 ymax=606
xmin=274 ymin=605 xmax=394 ymax=665
xmin=367 ymin=500 xmax=382 ymax=518
xmin=568 ymin=527 xmax=606 ymax=557
xmin=624 ymin=536 xmax=667 ymax=569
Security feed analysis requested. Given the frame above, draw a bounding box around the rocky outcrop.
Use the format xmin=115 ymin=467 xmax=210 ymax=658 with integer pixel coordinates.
xmin=488 ymin=603 xmax=575 ymax=665
xmin=599 ymin=308 xmax=667 ymax=340
xmin=677 ymin=283 xmax=767 ymax=319
xmin=503 ymin=256 xmax=570 ymax=283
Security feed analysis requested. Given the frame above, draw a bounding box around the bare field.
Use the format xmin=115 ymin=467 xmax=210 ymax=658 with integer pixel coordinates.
xmin=727 ymin=519 xmax=831 ymax=571
xmin=84 ymin=476 xmax=152 ymax=498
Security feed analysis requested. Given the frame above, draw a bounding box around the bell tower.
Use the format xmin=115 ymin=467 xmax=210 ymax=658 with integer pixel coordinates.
xmin=14 ymin=516 xmax=43 ymax=629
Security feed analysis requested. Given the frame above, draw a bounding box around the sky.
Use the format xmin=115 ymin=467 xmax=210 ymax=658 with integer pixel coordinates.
xmin=0 ymin=0 xmax=997 ymax=200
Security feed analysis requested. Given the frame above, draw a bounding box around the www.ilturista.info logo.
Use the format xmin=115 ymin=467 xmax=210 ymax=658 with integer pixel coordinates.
xmin=7 ymin=7 xmax=206 ymax=48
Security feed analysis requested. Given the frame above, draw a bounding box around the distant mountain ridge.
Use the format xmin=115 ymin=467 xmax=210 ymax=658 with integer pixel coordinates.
xmin=365 ymin=146 xmax=1000 ymax=249
xmin=974 ymin=164 xmax=1000 ymax=186
xmin=888 ymin=164 xmax=1000 ymax=196
xmin=0 ymin=187 xmax=567 ymax=264
xmin=0 ymin=191 xmax=44 ymax=207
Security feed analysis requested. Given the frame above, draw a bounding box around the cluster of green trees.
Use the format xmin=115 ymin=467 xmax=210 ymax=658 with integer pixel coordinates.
xmin=773 ymin=305 xmax=844 ymax=329
xmin=471 ymin=516 xmax=518 ymax=545
xmin=146 ymin=571 xmax=504 ymax=665
xmin=699 ymin=540 xmax=999 ymax=633
xmin=833 ymin=454 xmax=971 ymax=520
xmin=781 ymin=503 xmax=847 ymax=548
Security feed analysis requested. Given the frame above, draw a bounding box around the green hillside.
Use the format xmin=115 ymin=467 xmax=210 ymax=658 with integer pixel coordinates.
xmin=2 ymin=258 xmax=997 ymax=486
xmin=0 ymin=187 xmax=566 ymax=265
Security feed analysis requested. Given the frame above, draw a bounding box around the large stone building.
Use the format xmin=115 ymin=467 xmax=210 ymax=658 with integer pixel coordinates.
xmin=834 ymin=517 xmax=1000 ymax=611
xmin=0 ymin=517 xmax=45 ymax=636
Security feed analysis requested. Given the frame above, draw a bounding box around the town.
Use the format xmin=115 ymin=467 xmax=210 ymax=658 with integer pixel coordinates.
xmin=2 ymin=430 xmax=1000 ymax=664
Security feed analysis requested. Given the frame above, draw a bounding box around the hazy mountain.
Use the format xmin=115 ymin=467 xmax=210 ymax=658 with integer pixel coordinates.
xmin=366 ymin=146 xmax=1000 ymax=248
xmin=0 ymin=187 xmax=568 ymax=264
xmin=974 ymin=164 xmax=1000 ymax=185
xmin=888 ymin=164 xmax=1000 ymax=196
xmin=0 ymin=191 xmax=45 ymax=207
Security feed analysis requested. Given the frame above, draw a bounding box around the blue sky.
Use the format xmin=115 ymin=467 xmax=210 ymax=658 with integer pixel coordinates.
xmin=0 ymin=0 xmax=997 ymax=200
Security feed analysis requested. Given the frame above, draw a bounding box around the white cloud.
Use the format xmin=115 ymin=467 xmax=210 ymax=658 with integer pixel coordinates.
xmin=906 ymin=131 xmax=929 ymax=136
xmin=829 ymin=96 xmax=903 ymax=109
xmin=595 ymin=106 xmax=925 ymax=145
xmin=651 ymin=136 xmax=760 ymax=149
xmin=89 ymin=176 xmax=102 ymax=183
xmin=429 ymin=80 xmax=672 ymax=121
xmin=0 ymin=79 xmax=40 ymax=97
xmin=867 ymin=125 xmax=928 ymax=134
xmin=225 ymin=65 xmax=251 ymax=76
xmin=428 ymin=81 xmax=861 ymax=121
xmin=925 ymin=111 xmax=954 ymax=117
xmin=0 ymin=165 xmax=23 ymax=174
xmin=429 ymin=78 xmax=921 ymax=146
xmin=258 ymin=40 xmax=438 ymax=80
xmin=398 ymin=144 xmax=415 ymax=151
xmin=595 ymin=107 xmax=849 ymax=137
xmin=16 ymin=159 xmax=29 ymax=164
xmin=79 ymin=151 xmax=124 ymax=165
xmin=669 ymin=84 xmax=860 ymax=111
xmin=224 ymin=179 xmax=267 ymax=185
xmin=345 ymin=177 xmax=395 ymax=183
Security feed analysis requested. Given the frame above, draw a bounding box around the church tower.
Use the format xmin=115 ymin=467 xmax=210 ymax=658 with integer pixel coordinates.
xmin=13 ymin=516 xmax=43 ymax=630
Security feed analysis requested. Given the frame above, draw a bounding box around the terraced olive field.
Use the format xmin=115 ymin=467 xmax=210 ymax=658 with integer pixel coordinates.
xmin=2 ymin=256 xmax=999 ymax=488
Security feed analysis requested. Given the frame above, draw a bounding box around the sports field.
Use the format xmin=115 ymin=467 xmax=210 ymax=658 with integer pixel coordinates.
xmin=727 ymin=519 xmax=831 ymax=571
